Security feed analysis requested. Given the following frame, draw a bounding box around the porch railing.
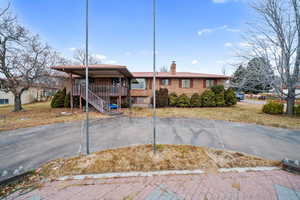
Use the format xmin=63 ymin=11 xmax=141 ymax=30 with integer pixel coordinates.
xmin=79 ymin=85 xmax=110 ymax=113
xmin=73 ymin=84 xmax=128 ymax=97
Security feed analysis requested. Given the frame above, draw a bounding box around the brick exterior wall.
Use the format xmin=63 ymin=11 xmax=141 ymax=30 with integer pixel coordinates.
xmin=131 ymin=78 xmax=226 ymax=104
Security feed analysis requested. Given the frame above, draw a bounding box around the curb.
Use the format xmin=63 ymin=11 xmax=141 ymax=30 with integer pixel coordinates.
xmin=58 ymin=167 xmax=280 ymax=181
xmin=0 ymin=171 xmax=35 ymax=187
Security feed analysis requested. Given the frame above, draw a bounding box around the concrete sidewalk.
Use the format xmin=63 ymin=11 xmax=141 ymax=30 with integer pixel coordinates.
xmin=8 ymin=170 xmax=300 ymax=200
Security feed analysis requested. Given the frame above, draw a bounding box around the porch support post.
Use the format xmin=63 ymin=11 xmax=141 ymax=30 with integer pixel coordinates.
xmin=70 ymin=73 xmax=73 ymax=111
xmin=80 ymin=96 xmax=82 ymax=110
xmin=118 ymin=77 xmax=122 ymax=112
xmin=128 ymin=78 xmax=132 ymax=108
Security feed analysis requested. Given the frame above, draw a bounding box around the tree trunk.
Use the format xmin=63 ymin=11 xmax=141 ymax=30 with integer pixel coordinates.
xmin=13 ymin=93 xmax=23 ymax=112
xmin=286 ymin=88 xmax=295 ymax=116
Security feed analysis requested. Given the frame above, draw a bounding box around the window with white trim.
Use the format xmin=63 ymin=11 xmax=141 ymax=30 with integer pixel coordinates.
xmin=182 ymin=79 xmax=190 ymax=88
xmin=131 ymin=78 xmax=146 ymax=90
xmin=161 ymin=79 xmax=169 ymax=86
xmin=206 ymin=80 xmax=214 ymax=88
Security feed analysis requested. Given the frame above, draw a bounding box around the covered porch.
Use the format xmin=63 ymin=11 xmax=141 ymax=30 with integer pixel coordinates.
xmin=51 ymin=64 xmax=134 ymax=113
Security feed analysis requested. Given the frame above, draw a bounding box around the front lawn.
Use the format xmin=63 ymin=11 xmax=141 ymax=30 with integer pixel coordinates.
xmin=0 ymin=102 xmax=107 ymax=131
xmin=124 ymin=102 xmax=300 ymax=129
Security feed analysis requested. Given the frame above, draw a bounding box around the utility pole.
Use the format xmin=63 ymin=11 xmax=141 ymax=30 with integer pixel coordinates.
xmin=85 ymin=0 xmax=90 ymax=155
xmin=152 ymin=0 xmax=157 ymax=154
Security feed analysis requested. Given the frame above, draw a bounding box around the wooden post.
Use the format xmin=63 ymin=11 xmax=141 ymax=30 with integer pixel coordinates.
xmin=79 ymin=85 xmax=82 ymax=110
xmin=70 ymin=73 xmax=74 ymax=111
xmin=118 ymin=77 xmax=122 ymax=112
xmin=128 ymin=78 xmax=132 ymax=108
xmin=80 ymin=96 xmax=82 ymax=110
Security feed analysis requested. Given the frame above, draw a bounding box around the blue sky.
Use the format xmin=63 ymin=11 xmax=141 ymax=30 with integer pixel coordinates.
xmin=1 ymin=0 xmax=251 ymax=74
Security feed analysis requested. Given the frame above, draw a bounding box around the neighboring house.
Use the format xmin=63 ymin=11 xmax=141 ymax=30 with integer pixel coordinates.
xmin=52 ymin=61 xmax=229 ymax=113
xmin=0 ymin=76 xmax=66 ymax=106
xmin=282 ymin=81 xmax=300 ymax=96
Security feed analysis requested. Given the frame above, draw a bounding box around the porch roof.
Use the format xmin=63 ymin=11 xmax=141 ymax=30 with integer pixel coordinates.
xmin=51 ymin=64 xmax=134 ymax=78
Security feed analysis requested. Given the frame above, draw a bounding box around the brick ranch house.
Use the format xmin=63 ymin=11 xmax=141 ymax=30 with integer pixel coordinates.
xmin=52 ymin=61 xmax=229 ymax=113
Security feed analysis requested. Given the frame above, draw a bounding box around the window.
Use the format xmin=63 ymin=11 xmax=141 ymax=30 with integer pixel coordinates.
xmin=206 ymin=80 xmax=214 ymax=88
xmin=0 ymin=99 xmax=9 ymax=105
xmin=131 ymin=78 xmax=146 ymax=90
xmin=161 ymin=79 xmax=169 ymax=86
xmin=182 ymin=79 xmax=191 ymax=88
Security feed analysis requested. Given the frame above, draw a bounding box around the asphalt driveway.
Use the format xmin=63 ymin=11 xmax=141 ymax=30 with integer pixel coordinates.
xmin=0 ymin=117 xmax=299 ymax=181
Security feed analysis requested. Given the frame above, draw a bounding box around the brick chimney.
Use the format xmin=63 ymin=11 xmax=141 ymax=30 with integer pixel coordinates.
xmin=170 ymin=61 xmax=176 ymax=75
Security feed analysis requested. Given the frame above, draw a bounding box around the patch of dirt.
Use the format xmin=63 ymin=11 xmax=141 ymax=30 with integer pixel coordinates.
xmin=40 ymin=144 xmax=281 ymax=179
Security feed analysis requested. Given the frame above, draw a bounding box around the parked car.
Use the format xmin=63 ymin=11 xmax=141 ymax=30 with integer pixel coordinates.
xmin=235 ymin=92 xmax=245 ymax=101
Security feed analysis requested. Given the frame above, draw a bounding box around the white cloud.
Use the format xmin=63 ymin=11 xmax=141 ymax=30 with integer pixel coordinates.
xmin=93 ymin=54 xmax=107 ymax=60
xmin=212 ymin=0 xmax=227 ymax=3
xmin=69 ymin=47 xmax=76 ymax=51
xmin=197 ymin=28 xmax=214 ymax=36
xmin=225 ymin=42 xmax=233 ymax=47
xmin=197 ymin=25 xmax=240 ymax=36
xmin=238 ymin=42 xmax=252 ymax=47
xmin=211 ymin=0 xmax=241 ymax=3
xmin=106 ymin=60 xmax=117 ymax=64
xmin=192 ymin=60 xmax=199 ymax=64
xmin=226 ymin=28 xmax=241 ymax=32
xmin=125 ymin=51 xmax=133 ymax=56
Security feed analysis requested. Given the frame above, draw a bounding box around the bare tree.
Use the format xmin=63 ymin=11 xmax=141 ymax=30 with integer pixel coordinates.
xmin=72 ymin=48 xmax=102 ymax=65
xmin=159 ymin=65 xmax=168 ymax=72
xmin=221 ymin=65 xmax=227 ymax=75
xmin=0 ymin=8 xmax=63 ymax=111
xmin=239 ymin=0 xmax=300 ymax=115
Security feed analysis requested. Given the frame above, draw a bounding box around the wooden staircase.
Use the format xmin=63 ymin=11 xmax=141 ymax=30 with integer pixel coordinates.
xmin=79 ymin=85 xmax=120 ymax=114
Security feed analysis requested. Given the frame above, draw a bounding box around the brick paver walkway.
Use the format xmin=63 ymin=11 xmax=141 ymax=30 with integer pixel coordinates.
xmin=8 ymin=170 xmax=300 ymax=200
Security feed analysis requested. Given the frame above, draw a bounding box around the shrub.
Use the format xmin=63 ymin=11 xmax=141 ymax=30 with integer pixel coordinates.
xmin=262 ymin=101 xmax=284 ymax=115
xmin=168 ymin=92 xmax=178 ymax=107
xmin=190 ymin=93 xmax=202 ymax=107
xmin=156 ymin=88 xmax=169 ymax=107
xmin=201 ymin=90 xmax=216 ymax=107
xmin=210 ymin=85 xmax=225 ymax=94
xmin=64 ymin=92 xmax=71 ymax=108
xmin=215 ymin=93 xmax=226 ymax=107
xmin=51 ymin=88 xmax=66 ymax=108
xmin=295 ymin=104 xmax=300 ymax=116
xmin=72 ymin=96 xmax=80 ymax=108
xmin=176 ymin=94 xmax=190 ymax=107
xmin=224 ymin=88 xmax=237 ymax=106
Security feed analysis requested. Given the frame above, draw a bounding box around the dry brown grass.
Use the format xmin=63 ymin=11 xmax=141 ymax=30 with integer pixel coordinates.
xmin=123 ymin=103 xmax=300 ymax=129
xmin=0 ymin=102 xmax=108 ymax=131
xmin=40 ymin=144 xmax=280 ymax=179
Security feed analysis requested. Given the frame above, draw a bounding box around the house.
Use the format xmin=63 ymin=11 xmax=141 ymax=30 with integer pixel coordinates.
xmin=51 ymin=61 xmax=229 ymax=113
xmin=131 ymin=61 xmax=229 ymax=106
xmin=0 ymin=76 xmax=66 ymax=106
